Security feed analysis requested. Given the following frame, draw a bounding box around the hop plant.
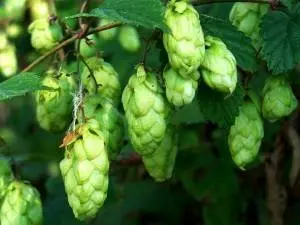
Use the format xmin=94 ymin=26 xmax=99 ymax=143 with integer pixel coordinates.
xmin=6 ymin=24 xmax=23 ymax=39
xmin=29 ymin=0 xmax=50 ymax=20
xmin=229 ymin=3 xmax=269 ymax=50
xmin=142 ymin=127 xmax=178 ymax=182
xmin=118 ymin=25 xmax=141 ymax=52
xmin=79 ymin=34 xmax=99 ymax=59
xmin=60 ymin=119 xmax=109 ymax=221
xmin=122 ymin=65 xmax=172 ymax=156
xmin=28 ymin=19 xmax=63 ymax=53
xmin=81 ymin=57 xmax=121 ymax=104
xmin=84 ymin=95 xmax=124 ymax=159
xmin=262 ymin=75 xmax=298 ymax=122
xmin=163 ymin=65 xmax=200 ymax=107
xmin=35 ymin=68 xmax=76 ymax=132
xmin=228 ymin=101 xmax=264 ymax=169
xmin=98 ymin=19 xmax=118 ymax=41
xmin=0 ymin=159 xmax=13 ymax=200
xmin=0 ymin=33 xmax=8 ymax=49
xmin=0 ymin=44 xmax=18 ymax=77
xmin=201 ymin=36 xmax=237 ymax=93
xmin=0 ymin=181 xmax=43 ymax=225
xmin=163 ymin=0 xmax=205 ymax=77
xmin=4 ymin=0 xmax=27 ymax=21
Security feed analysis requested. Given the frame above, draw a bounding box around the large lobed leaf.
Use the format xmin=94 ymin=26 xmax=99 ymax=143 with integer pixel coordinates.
xmin=261 ymin=5 xmax=300 ymax=74
xmin=0 ymin=73 xmax=43 ymax=101
xmin=201 ymin=14 xmax=258 ymax=72
xmin=66 ymin=0 xmax=168 ymax=32
xmin=197 ymin=81 xmax=245 ymax=128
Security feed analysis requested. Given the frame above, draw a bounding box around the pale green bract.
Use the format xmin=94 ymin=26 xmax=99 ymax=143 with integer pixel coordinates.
xmin=0 ymin=181 xmax=43 ymax=225
xmin=0 ymin=159 xmax=13 ymax=200
xmin=29 ymin=0 xmax=50 ymax=20
xmin=262 ymin=75 xmax=297 ymax=122
xmin=118 ymin=25 xmax=141 ymax=52
xmin=81 ymin=57 xmax=121 ymax=105
xmin=35 ymin=69 xmax=76 ymax=132
xmin=163 ymin=65 xmax=200 ymax=107
xmin=142 ymin=127 xmax=178 ymax=182
xmin=28 ymin=19 xmax=63 ymax=53
xmin=98 ymin=19 xmax=118 ymax=41
xmin=229 ymin=3 xmax=269 ymax=50
xmin=60 ymin=119 xmax=109 ymax=221
xmin=228 ymin=101 xmax=264 ymax=169
xmin=163 ymin=0 xmax=205 ymax=77
xmin=201 ymin=36 xmax=237 ymax=93
xmin=0 ymin=44 xmax=18 ymax=77
xmin=79 ymin=34 xmax=99 ymax=59
xmin=83 ymin=95 xmax=124 ymax=159
xmin=122 ymin=66 xmax=172 ymax=156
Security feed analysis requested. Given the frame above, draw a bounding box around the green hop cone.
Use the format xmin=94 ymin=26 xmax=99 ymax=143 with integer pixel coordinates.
xmin=0 ymin=181 xmax=43 ymax=225
xmin=6 ymin=24 xmax=23 ymax=39
xmin=118 ymin=25 xmax=141 ymax=52
xmin=98 ymin=19 xmax=118 ymax=41
xmin=122 ymin=65 xmax=172 ymax=156
xmin=0 ymin=33 xmax=8 ymax=50
xmin=79 ymin=34 xmax=100 ymax=59
xmin=163 ymin=0 xmax=205 ymax=77
xmin=228 ymin=101 xmax=264 ymax=169
xmin=4 ymin=0 xmax=27 ymax=21
xmin=60 ymin=119 xmax=109 ymax=221
xmin=229 ymin=3 xmax=269 ymax=50
xmin=262 ymin=75 xmax=297 ymax=122
xmin=28 ymin=19 xmax=63 ymax=53
xmin=0 ymin=44 xmax=18 ymax=77
xmin=0 ymin=159 xmax=13 ymax=200
xmin=81 ymin=57 xmax=121 ymax=104
xmin=29 ymin=0 xmax=50 ymax=20
xmin=163 ymin=65 xmax=200 ymax=107
xmin=35 ymin=69 xmax=76 ymax=132
xmin=201 ymin=36 xmax=237 ymax=93
xmin=142 ymin=127 xmax=178 ymax=182
xmin=83 ymin=95 xmax=124 ymax=159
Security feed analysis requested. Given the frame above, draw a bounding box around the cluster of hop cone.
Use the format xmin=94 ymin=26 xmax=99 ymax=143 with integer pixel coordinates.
xmin=0 ymin=0 xmax=298 ymax=223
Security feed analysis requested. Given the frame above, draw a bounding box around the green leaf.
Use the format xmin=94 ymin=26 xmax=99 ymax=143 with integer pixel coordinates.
xmin=66 ymin=0 xmax=168 ymax=32
xmin=201 ymin=14 xmax=258 ymax=72
xmin=197 ymin=82 xmax=245 ymax=128
xmin=0 ymin=72 xmax=42 ymax=101
xmin=261 ymin=6 xmax=300 ymax=74
xmin=280 ymin=0 xmax=294 ymax=11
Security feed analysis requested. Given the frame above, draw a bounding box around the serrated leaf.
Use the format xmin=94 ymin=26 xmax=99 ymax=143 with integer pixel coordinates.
xmin=197 ymin=82 xmax=245 ymax=127
xmin=0 ymin=73 xmax=42 ymax=101
xmin=201 ymin=14 xmax=258 ymax=72
xmin=66 ymin=0 xmax=168 ymax=32
xmin=261 ymin=6 xmax=300 ymax=74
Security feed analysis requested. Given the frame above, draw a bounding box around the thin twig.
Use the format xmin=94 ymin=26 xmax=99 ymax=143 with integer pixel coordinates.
xmin=141 ymin=30 xmax=160 ymax=65
xmin=21 ymin=23 xmax=122 ymax=73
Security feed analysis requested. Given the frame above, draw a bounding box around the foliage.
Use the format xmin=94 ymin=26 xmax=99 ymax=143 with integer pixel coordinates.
xmin=1 ymin=0 xmax=300 ymax=225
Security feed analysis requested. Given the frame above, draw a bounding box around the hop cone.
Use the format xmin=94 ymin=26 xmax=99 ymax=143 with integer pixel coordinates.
xmin=0 ymin=44 xmax=18 ymax=77
xmin=229 ymin=3 xmax=269 ymax=50
xmin=79 ymin=34 xmax=99 ymax=59
xmin=0 ymin=159 xmax=13 ymax=200
xmin=84 ymin=95 xmax=124 ymax=159
xmin=6 ymin=24 xmax=23 ymax=39
xmin=81 ymin=57 xmax=121 ymax=104
xmin=201 ymin=36 xmax=237 ymax=93
xmin=118 ymin=25 xmax=141 ymax=52
xmin=4 ymin=0 xmax=27 ymax=21
xmin=29 ymin=0 xmax=50 ymax=20
xmin=60 ymin=119 xmax=109 ymax=221
xmin=262 ymin=75 xmax=297 ymax=122
xmin=122 ymin=66 xmax=171 ymax=156
xmin=35 ymin=69 xmax=76 ymax=132
xmin=163 ymin=0 xmax=205 ymax=77
xmin=28 ymin=19 xmax=63 ymax=53
xmin=98 ymin=19 xmax=118 ymax=41
xmin=228 ymin=101 xmax=264 ymax=169
xmin=142 ymin=127 xmax=178 ymax=182
xmin=0 ymin=181 xmax=43 ymax=225
xmin=163 ymin=65 xmax=200 ymax=106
